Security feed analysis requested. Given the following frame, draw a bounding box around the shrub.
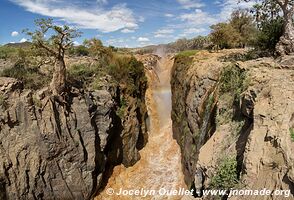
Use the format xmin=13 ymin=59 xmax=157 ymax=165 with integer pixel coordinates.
xmin=116 ymin=96 xmax=127 ymax=118
xmin=0 ymin=46 xmax=18 ymax=60
xmin=69 ymin=45 xmax=89 ymax=56
xmin=67 ymin=63 xmax=108 ymax=88
xmin=216 ymin=65 xmax=248 ymax=127
xmin=219 ymin=65 xmax=247 ymax=100
xmin=210 ymin=157 xmax=239 ymax=190
xmin=68 ymin=64 xmax=96 ymax=79
xmin=289 ymin=128 xmax=294 ymax=142
xmin=254 ymin=18 xmax=283 ymax=53
xmin=177 ymin=50 xmax=199 ymax=57
xmin=0 ymin=62 xmax=50 ymax=90
xmin=90 ymin=78 xmax=102 ymax=90
xmin=107 ymin=54 xmax=146 ymax=95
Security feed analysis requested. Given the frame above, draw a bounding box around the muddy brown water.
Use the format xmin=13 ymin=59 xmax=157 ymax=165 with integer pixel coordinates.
xmin=96 ymin=56 xmax=186 ymax=200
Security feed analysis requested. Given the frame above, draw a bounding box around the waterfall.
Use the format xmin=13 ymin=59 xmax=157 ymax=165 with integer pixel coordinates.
xmin=96 ymin=55 xmax=186 ymax=200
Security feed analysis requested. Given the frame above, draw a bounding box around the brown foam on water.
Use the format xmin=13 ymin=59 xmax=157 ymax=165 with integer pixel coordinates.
xmin=96 ymin=56 xmax=186 ymax=200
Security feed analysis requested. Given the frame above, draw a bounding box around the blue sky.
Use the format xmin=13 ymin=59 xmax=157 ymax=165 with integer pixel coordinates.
xmin=0 ymin=0 xmax=254 ymax=47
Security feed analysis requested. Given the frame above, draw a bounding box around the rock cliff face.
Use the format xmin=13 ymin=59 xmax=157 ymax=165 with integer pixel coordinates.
xmin=171 ymin=52 xmax=224 ymax=187
xmin=171 ymin=50 xmax=294 ymax=199
xmin=0 ymin=75 xmax=147 ymax=199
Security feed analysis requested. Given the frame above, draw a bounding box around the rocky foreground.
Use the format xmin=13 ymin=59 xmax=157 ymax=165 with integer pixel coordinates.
xmin=0 ymin=71 xmax=148 ymax=199
xmin=1 ymin=49 xmax=294 ymax=200
xmin=171 ymin=50 xmax=294 ymax=199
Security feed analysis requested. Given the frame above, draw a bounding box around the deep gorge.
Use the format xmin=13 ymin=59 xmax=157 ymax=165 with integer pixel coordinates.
xmin=1 ymin=49 xmax=294 ymax=200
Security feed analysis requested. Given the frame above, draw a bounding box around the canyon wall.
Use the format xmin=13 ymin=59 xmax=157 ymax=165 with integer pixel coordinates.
xmin=0 ymin=74 xmax=147 ymax=199
xmin=171 ymin=50 xmax=294 ymax=199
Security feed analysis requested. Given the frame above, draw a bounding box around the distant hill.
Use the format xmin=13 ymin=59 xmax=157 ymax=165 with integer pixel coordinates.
xmin=4 ymin=41 xmax=32 ymax=48
xmin=132 ymin=36 xmax=211 ymax=55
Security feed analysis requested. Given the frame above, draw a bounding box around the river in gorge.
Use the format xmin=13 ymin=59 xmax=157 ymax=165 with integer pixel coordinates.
xmin=96 ymin=55 xmax=188 ymax=200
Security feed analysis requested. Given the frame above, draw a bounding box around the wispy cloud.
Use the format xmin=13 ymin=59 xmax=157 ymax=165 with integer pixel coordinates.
xmin=154 ymin=28 xmax=175 ymax=38
xmin=219 ymin=0 xmax=255 ymax=20
xmin=172 ymin=0 xmax=254 ymax=39
xmin=177 ymin=0 xmax=205 ymax=9
xmin=121 ymin=29 xmax=135 ymax=33
xmin=137 ymin=37 xmax=150 ymax=42
xmin=10 ymin=0 xmax=140 ymax=33
xmin=105 ymin=38 xmax=131 ymax=47
xmin=165 ymin=13 xmax=174 ymax=18
xmin=179 ymin=27 xmax=206 ymax=37
xmin=179 ymin=9 xmax=218 ymax=26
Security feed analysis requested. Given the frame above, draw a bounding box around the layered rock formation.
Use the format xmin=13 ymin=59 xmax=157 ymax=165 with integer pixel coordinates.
xmin=171 ymin=50 xmax=294 ymax=199
xmin=171 ymin=51 xmax=225 ymax=187
xmin=0 ymin=74 xmax=147 ymax=199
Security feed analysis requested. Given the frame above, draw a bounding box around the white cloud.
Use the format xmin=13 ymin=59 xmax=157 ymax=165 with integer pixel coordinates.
xmin=179 ymin=9 xmax=218 ymax=26
xmin=138 ymin=42 xmax=153 ymax=47
xmin=179 ymin=27 xmax=206 ymax=37
xmin=10 ymin=0 xmax=140 ymax=33
xmin=121 ymin=29 xmax=135 ymax=33
xmin=184 ymin=27 xmax=206 ymax=34
xmin=73 ymin=41 xmax=80 ymax=46
xmin=165 ymin=13 xmax=174 ymax=18
xmin=105 ymin=38 xmax=132 ymax=47
xmin=19 ymin=38 xmax=27 ymax=43
xmin=106 ymin=38 xmax=124 ymax=45
xmin=154 ymin=28 xmax=175 ymax=38
xmin=219 ymin=0 xmax=255 ymax=20
xmin=137 ymin=37 xmax=150 ymax=42
xmin=173 ymin=0 xmax=254 ymax=39
xmin=214 ymin=0 xmax=222 ymax=5
xmin=154 ymin=34 xmax=174 ymax=38
xmin=11 ymin=31 xmax=19 ymax=37
xmin=155 ymin=28 xmax=175 ymax=34
xmin=177 ymin=0 xmax=205 ymax=9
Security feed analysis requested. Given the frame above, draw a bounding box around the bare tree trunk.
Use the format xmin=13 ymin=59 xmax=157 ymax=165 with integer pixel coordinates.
xmin=50 ymin=57 xmax=66 ymax=95
xmin=276 ymin=8 xmax=294 ymax=56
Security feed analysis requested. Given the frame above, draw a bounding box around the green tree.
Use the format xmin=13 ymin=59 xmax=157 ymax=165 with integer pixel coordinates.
xmin=83 ymin=38 xmax=112 ymax=63
xmin=244 ymin=0 xmax=294 ymax=55
xmin=69 ymin=45 xmax=89 ymax=56
xmin=24 ymin=18 xmax=81 ymax=95
xmin=210 ymin=23 xmax=241 ymax=49
xmin=249 ymin=1 xmax=283 ymax=52
xmin=209 ymin=9 xmax=257 ymax=49
xmin=173 ymin=38 xmax=189 ymax=51
xmin=230 ymin=9 xmax=257 ymax=47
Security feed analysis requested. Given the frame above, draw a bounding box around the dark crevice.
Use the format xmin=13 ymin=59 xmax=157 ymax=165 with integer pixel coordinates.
xmin=24 ymin=170 xmax=30 ymax=197
xmin=77 ymin=130 xmax=88 ymax=163
xmin=50 ymin=100 xmax=62 ymax=140
xmin=0 ymin=178 xmax=7 ymax=200
xmin=96 ymin=108 xmax=123 ymax=196
xmin=196 ymin=90 xmax=218 ymax=154
xmin=135 ymin=107 xmax=147 ymax=150
xmin=88 ymin=111 xmax=104 ymax=200
xmin=282 ymin=174 xmax=294 ymax=195
xmin=236 ymin=118 xmax=253 ymax=179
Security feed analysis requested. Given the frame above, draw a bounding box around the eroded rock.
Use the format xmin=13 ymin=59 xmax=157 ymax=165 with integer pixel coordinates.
xmin=0 ymin=83 xmax=147 ymax=199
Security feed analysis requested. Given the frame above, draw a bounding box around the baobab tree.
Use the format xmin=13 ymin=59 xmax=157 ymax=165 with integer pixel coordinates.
xmin=25 ymin=18 xmax=81 ymax=95
xmin=275 ymin=0 xmax=294 ymax=55
xmin=245 ymin=0 xmax=294 ymax=55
